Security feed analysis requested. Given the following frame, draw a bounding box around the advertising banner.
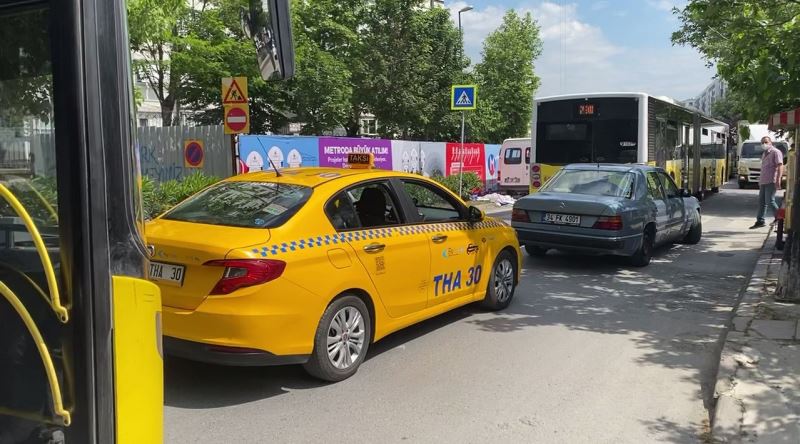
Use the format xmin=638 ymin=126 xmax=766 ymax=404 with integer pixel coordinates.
xmin=238 ymin=135 xmax=319 ymax=172
xmin=484 ymin=144 xmax=500 ymax=191
xmin=445 ymin=142 xmax=485 ymax=181
xmin=391 ymin=141 xmax=447 ymax=177
xmin=319 ymin=137 xmax=392 ymax=169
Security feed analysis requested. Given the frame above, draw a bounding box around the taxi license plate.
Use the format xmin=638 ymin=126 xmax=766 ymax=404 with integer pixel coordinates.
xmin=542 ymin=213 xmax=581 ymax=226
xmin=148 ymin=261 xmax=185 ymax=286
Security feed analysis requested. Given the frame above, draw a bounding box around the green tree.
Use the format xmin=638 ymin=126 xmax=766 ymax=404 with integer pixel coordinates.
xmin=361 ymin=0 xmax=434 ymax=138
xmin=174 ymin=0 xmax=290 ymax=133
xmin=127 ymin=0 xmax=188 ymax=126
xmin=672 ymin=0 xmax=800 ymax=120
xmin=411 ymin=7 xmax=469 ymax=141
xmin=291 ymin=0 xmax=370 ymax=136
xmin=709 ymin=89 xmax=748 ymax=125
xmin=471 ymin=10 xmax=542 ymax=143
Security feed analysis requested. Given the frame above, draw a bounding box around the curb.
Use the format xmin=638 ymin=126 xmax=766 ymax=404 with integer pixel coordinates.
xmin=710 ymin=227 xmax=800 ymax=442
xmin=711 ymin=227 xmax=773 ymax=441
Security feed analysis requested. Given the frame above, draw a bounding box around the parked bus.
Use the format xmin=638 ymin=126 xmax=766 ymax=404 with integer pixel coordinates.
xmin=498 ymin=138 xmax=531 ymax=195
xmin=700 ymin=125 xmax=728 ymax=193
xmin=530 ymin=92 xmax=728 ymax=199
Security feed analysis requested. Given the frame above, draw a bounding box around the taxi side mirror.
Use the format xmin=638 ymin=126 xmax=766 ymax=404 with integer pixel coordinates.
xmin=467 ymin=206 xmax=484 ymax=223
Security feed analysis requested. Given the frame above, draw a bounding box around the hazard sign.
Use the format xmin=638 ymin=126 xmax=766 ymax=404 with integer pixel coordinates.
xmin=222 ymin=77 xmax=248 ymax=104
xmin=451 ymin=85 xmax=477 ymax=111
xmin=224 ymin=104 xmax=250 ymax=134
xmin=184 ymin=139 xmax=205 ymax=168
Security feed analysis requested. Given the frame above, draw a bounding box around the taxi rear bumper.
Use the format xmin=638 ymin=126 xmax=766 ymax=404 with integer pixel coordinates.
xmin=163 ymin=336 xmax=308 ymax=366
xmin=160 ymin=278 xmax=326 ymax=361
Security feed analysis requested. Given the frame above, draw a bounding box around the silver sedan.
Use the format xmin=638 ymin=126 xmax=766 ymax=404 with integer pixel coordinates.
xmin=511 ymin=164 xmax=702 ymax=266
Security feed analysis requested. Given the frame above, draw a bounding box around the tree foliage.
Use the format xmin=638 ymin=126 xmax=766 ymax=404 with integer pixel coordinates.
xmin=672 ymin=0 xmax=800 ymax=120
xmin=127 ymin=0 xmax=543 ymax=141
xmin=472 ymin=10 xmax=542 ymax=142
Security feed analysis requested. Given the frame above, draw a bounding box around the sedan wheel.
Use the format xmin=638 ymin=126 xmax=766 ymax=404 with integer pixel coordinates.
xmin=630 ymin=229 xmax=654 ymax=267
xmin=304 ymin=295 xmax=371 ymax=382
xmin=482 ymin=250 xmax=517 ymax=310
xmin=326 ymin=306 xmax=366 ymax=370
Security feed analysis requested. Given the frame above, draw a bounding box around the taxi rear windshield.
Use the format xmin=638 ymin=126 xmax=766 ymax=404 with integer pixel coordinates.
xmin=163 ymin=181 xmax=312 ymax=228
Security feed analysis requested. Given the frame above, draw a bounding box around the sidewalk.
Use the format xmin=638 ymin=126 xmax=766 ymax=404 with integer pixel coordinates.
xmin=713 ymin=227 xmax=800 ymax=443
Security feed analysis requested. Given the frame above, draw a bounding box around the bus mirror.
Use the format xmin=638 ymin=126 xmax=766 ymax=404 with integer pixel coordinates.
xmin=245 ymin=0 xmax=295 ymax=81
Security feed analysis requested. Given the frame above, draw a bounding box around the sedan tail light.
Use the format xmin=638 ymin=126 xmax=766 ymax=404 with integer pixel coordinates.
xmin=593 ymin=216 xmax=623 ymax=230
xmin=204 ymin=259 xmax=286 ymax=295
xmin=511 ymin=208 xmax=530 ymax=223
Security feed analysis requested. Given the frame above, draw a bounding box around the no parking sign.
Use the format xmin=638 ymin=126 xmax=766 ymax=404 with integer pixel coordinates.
xmin=184 ymin=139 xmax=205 ymax=168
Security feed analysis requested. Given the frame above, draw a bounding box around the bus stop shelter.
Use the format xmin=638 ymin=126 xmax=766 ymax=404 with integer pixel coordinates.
xmin=769 ymin=107 xmax=800 ymax=300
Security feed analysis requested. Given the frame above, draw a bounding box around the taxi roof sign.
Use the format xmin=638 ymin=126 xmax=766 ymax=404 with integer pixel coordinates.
xmin=347 ymin=152 xmax=374 ymax=169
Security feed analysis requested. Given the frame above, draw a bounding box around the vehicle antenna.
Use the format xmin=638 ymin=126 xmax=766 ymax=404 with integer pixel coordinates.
xmin=255 ymin=137 xmax=282 ymax=177
xmin=268 ymin=156 xmax=282 ymax=177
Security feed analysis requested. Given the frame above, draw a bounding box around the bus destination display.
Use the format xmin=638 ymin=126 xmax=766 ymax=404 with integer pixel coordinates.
xmin=577 ymin=103 xmax=597 ymax=117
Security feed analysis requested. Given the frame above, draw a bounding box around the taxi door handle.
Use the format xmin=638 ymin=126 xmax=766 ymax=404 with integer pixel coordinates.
xmin=431 ymin=234 xmax=448 ymax=244
xmin=363 ymin=243 xmax=385 ymax=253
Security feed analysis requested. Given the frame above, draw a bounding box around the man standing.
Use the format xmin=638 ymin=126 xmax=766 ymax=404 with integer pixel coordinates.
xmin=750 ymin=136 xmax=785 ymax=229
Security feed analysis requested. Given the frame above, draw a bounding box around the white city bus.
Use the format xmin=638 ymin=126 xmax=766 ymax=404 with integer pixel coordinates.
xmin=530 ymin=92 xmax=728 ymax=199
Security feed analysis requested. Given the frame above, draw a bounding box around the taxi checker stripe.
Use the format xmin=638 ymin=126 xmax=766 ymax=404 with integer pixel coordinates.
xmin=249 ymin=220 xmax=504 ymax=258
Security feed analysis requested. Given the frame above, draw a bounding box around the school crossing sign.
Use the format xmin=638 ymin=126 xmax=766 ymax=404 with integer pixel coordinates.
xmin=451 ymin=85 xmax=477 ymax=111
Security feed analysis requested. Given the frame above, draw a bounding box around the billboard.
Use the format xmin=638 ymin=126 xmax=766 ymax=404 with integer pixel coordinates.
xmin=484 ymin=144 xmax=500 ymax=191
xmin=391 ymin=141 xmax=447 ymax=177
xmin=238 ymin=135 xmax=319 ymax=172
xmin=319 ymin=137 xmax=392 ymax=169
xmin=445 ymin=142 xmax=485 ymax=181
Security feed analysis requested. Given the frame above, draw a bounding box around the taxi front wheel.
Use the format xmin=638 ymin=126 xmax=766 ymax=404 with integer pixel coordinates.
xmin=481 ymin=250 xmax=517 ymax=311
xmin=304 ymin=295 xmax=372 ymax=382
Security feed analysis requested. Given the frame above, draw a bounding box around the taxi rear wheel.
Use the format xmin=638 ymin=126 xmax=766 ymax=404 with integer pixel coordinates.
xmin=481 ymin=250 xmax=517 ymax=311
xmin=304 ymin=295 xmax=371 ymax=382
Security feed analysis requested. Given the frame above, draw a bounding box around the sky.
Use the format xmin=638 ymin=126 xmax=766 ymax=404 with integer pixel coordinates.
xmin=447 ymin=0 xmax=716 ymax=101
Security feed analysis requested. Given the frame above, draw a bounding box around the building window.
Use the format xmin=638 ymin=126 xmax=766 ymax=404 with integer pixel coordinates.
xmin=360 ymin=118 xmax=377 ymax=135
xmin=139 ymin=118 xmax=148 ymax=127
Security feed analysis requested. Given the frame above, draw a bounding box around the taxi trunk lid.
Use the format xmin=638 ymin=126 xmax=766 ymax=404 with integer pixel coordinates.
xmin=146 ymin=219 xmax=269 ymax=310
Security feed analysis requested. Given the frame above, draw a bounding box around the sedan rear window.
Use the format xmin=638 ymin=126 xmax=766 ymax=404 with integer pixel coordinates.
xmin=542 ymin=170 xmax=635 ymax=198
xmin=162 ymin=181 xmax=312 ymax=228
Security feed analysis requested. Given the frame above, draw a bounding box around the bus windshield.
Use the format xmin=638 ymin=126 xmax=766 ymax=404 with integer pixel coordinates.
xmin=535 ymin=97 xmax=639 ymax=165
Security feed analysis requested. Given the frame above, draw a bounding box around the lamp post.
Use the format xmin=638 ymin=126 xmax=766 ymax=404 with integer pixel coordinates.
xmin=457 ymin=5 xmax=472 ymax=198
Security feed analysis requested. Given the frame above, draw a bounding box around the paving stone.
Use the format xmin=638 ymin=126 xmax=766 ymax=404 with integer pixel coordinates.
xmin=732 ymin=316 xmax=751 ymax=332
xmin=749 ymin=320 xmax=797 ymax=340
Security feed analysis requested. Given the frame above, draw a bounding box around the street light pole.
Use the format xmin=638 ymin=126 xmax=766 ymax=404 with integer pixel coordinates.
xmin=457 ymin=5 xmax=473 ymax=198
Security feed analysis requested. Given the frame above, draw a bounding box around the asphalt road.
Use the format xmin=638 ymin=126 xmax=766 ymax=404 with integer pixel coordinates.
xmin=164 ymin=183 xmax=771 ymax=443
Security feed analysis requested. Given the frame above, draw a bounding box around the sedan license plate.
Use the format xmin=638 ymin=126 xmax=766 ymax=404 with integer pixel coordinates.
xmin=148 ymin=261 xmax=185 ymax=286
xmin=542 ymin=213 xmax=581 ymax=226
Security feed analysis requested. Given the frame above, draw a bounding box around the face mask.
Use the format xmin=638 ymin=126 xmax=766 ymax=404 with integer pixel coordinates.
xmin=762 ymin=143 xmax=770 ymax=150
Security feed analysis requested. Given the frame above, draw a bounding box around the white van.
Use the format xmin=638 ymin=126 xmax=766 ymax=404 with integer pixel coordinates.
xmin=737 ymin=139 xmax=789 ymax=188
xmin=498 ymin=138 xmax=531 ymax=195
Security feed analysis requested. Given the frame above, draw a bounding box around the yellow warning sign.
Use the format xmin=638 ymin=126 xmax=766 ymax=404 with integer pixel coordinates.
xmin=222 ymin=77 xmax=248 ymax=104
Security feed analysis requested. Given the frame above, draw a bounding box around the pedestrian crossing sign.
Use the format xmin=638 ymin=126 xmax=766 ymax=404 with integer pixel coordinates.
xmin=451 ymin=85 xmax=477 ymax=111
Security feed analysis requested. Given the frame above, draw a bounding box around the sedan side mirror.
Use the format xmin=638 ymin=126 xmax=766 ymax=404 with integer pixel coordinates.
xmin=676 ymin=188 xmax=692 ymax=198
xmin=468 ymin=206 xmax=484 ymax=223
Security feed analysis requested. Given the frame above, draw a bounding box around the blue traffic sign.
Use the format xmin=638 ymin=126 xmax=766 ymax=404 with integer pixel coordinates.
xmin=451 ymin=85 xmax=477 ymax=111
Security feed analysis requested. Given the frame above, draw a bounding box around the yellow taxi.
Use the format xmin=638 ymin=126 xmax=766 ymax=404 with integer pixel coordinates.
xmin=145 ymin=155 xmax=521 ymax=381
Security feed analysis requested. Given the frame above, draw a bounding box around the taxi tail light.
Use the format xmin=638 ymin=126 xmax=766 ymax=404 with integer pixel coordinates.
xmin=593 ymin=216 xmax=623 ymax=230
xmin=511 ymin=208 xmax=530 ymax=223
xmin=204 ymin=259 xmax=286 ymax=295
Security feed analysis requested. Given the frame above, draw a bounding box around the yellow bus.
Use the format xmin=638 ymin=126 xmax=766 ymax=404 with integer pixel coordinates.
xmin=0 ymin=0 xmax=292 ymax=442
xmin=530 ymin=93 xmax=728 ymax=200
